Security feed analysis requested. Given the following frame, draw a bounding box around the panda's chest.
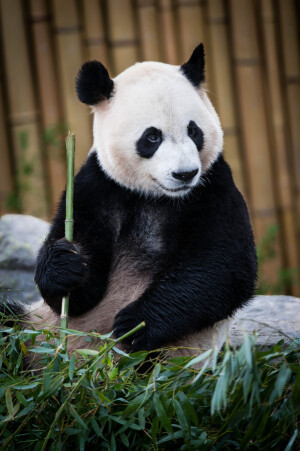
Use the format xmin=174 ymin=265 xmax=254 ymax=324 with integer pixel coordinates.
xmin=98 ymin=206 xmax=168 ymax=316
xmin=112 ymin=206 xmax=167 ymax=271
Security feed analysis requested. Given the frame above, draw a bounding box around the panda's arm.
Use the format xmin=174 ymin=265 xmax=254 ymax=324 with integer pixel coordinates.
xmin=35 ymin=153 xmax=113 ymax=316
xmin=113 ymin=192 xmax=257 ymax=350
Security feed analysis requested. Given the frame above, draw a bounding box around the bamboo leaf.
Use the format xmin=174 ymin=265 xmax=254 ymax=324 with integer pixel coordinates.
xmin=68 ymin=404 xmax=87 ymax=429
xmin=76 ymin=349 xmax=99 ymax=356
xmin=284 ymin=429 xmax=299 ymax=451
xmin=69 ymin=354 xmax=75 ymax=381
xmin=184 ymin=349 xmax=212 ymax=368
xmin=153 ymin=393 xmax=172 ymax=434
xmin=20 ymin=341 xmax=28 ymax=355
xmin=29 ymin=347 xmax=55 ymax=354
xmin=90 ymin=417 xmax=105 ymax=438
xmin=269 ymin=363 xmax=292 ymax=403
xmin=3 ymin=403 xmax=20 ymax=422
xmin=243 ymin=334 xmax=252 ymax=366
xmin=5 ymin=388 xmax=14 ymax=416
xmin=173 ymin=398 xmax=189 ymax=431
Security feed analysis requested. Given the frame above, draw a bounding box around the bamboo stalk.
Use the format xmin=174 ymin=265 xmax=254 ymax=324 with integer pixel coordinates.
xmin=260 ymin=0 xmax=299 ymax=294
xmin=29 ymin=0 xmax=66 ymax=214
xmin=60 ymin=132 xmax=75 ymax=347
xmin=229 ymin=0 xmax=282 ymax=284
xmin=276 ymin=0 xmax=300 ymax=272
xmin=0 ymin=0 xmax=48 ymax=218
xmin=82 ymin=0 xmax=110 ymax=67
xmin=0 ymin=64 xmax=13 ymax=215
xmin=158 ymin=0 xmax=178 ymax=64
xmin=136 ymin=0 xmax=161 ymax=61
xmin=207 ymin=0 xmax=246 ymax=198
xmin=52 ymin=0 xmax=91 ymax=170
xmin=106 ymin=0 xmax=138 ymax=75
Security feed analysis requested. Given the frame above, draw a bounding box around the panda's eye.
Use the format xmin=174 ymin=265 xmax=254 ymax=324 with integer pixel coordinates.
xmin=187 ymin=124 xmax=196 ymax=137
xmin=187 ymin=121 xmax=204 ymax=151
xmin=136 ymin=127 xmax=163 ymax=158
xmin=148 ymin=134 xmax=160 ymax=143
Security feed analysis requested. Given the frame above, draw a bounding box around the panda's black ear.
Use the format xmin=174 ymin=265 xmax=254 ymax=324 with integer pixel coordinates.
xmin=180 ymin=43 xmax=205 ymax=87
xmin=76 ymin=61 xmax=114 ymax=105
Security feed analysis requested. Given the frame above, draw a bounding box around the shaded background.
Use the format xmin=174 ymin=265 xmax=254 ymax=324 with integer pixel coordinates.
xmin=0 ymin=0 xmax=299 ymax=295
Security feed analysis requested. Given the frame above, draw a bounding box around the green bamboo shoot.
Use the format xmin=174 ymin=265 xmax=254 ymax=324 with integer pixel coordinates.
xmin=60 ymin=131 xmax=75 ymax=347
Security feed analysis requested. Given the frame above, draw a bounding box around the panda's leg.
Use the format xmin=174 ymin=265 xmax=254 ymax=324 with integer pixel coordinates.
xmin=165 ymin=318 xmax=233 ymax=369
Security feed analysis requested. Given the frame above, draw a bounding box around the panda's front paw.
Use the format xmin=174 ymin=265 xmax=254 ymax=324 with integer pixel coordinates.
xmin=113 ymin=302 xmax=159 ymax=351
xmin=35 ymin=238 xmax=88 ymax=301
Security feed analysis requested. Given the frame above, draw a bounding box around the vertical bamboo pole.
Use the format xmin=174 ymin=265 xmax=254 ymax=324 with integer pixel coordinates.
xmin=0 ymin=69 xmax=13 ymax=215
xmin=29 ymin=0 xmax=66 ymax=214
xmin=158 ymin=0 xmax=178 ymax=64
xmin=207 ymin=0 xmax=246 ymax=197
xmin=229 ymin=0 xmax=282 ymax=285
xmin=0 ymin=0 xmax=48 ymax=218
xmin=176 ymin=0 xmax=206 ymax=60
xmin=106 ymin=0 xmax=138 ymax=75
xmin=176 ymin=0 xmax=213 ymax=86
xmin=60 ymin=132 xmax=75 ymax=346
xmin=51 ymin=0 xmax=91 ymax=171
xmin=136 ymin=0 xmax=161 ymax=61
xmin=276 ymin=0 xmax=300 ymax=267
xmin=260 ymin=0 xmax=299 ymax=294
xmin=81 ymin=0 xmax=110 ymax=68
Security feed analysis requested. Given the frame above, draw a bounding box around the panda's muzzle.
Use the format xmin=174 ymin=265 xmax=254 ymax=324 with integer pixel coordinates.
xmin=151 ymin=177 xmax=192 ymax=193
xmin=172 ymin=168 xmax=199 ymax=182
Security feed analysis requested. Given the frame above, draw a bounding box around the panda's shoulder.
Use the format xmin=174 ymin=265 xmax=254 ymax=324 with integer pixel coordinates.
xmin=191 ymin=154 xmax=247 ymax=218
xmin=75 ymin=151 xmax=105 ymax=187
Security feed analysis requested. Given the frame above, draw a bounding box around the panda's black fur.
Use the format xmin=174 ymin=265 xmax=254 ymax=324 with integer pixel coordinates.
xmin=2 ymin=43 xmax=257 ymax=356
xmin=34 ymin=151 xmax=256 ymax=351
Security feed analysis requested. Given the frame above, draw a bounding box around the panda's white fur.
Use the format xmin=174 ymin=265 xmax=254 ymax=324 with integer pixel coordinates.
xmin=92 ymin=62 xmax=223 ymax=198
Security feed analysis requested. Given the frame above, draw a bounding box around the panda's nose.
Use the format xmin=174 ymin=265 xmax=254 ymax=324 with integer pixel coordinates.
xmin=172 ymin=169 xmax=199 ymax=182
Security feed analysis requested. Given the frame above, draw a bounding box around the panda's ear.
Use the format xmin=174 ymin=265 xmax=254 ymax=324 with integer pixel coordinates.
xmin=76 ymin=61 xmax=114 ymax=105
xmin=180 ymin=43 xmax=205 ymax=87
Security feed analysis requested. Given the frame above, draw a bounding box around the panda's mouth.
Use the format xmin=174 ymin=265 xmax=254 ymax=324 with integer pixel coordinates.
xmin=152 ymin=177 xmax=191 ymax=193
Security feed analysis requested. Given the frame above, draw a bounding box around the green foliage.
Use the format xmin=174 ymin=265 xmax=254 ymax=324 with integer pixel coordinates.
xmin=0 ymin=318 xmax=299 ymax=450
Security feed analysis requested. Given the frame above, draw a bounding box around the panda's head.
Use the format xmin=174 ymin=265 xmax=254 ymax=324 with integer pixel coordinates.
xmin=76 ymin=44 xmax=223 ymax=198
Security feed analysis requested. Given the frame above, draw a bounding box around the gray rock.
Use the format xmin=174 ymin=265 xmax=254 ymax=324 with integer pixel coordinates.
xmin=230 ymin=295 xmax=300 ymax=347
xmin=0 ymin=214 xmax=49 ymax=304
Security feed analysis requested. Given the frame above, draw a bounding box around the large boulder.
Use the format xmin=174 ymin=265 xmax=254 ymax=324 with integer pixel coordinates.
xmin=0 ymin=214 xmax=49 ymax=304
xmin=230 ymin=295 xmax=300 ymax=347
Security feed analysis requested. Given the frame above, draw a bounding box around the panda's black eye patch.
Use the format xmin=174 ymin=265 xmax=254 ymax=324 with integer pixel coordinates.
xmin=136 ymin=127 xmax=163 ymax=159
xmin=187 ymin=121 xmax=204 ymax=151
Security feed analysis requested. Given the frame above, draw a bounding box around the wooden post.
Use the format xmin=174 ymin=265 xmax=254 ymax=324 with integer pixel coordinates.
xmin=229 ymin=0 xmax=282 ymax=285
xmin=29 ymin=0 xmax=66 ymax=214
xmin=82 ymin=0 xmax=110 ymax=68
xmin=207 ymin=0 xmax=246 ymax=197
xmin=0 ymin=0 xmax=48 ymax=218
xmin=106 ymin=0 xmax=138 ymax=75
xmin=0 ymin=67 xmax=13 ymax=215
xmin=276 ymin=0 xmax=300 ymax=277
xmin=51 ymin=0 xmax=92 ymax=171
xmin=136 ymin=0 xmax=161 ymax=61
xmin=260 ymin=0 xmax=299 ymax=294
xmin=158 ymin=0 xmax=178 ymax=64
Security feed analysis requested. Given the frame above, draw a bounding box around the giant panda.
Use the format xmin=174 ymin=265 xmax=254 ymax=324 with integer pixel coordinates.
xmin=3 ymin=44 xmax=257 ymax=361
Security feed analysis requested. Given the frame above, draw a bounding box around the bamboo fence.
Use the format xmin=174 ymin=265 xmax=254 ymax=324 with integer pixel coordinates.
xmin=0 ymin=0 xmax=298 ymax=294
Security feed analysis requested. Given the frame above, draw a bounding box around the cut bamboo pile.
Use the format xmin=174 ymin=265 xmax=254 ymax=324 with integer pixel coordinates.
xmin=0 ymin=0 xmax=298 ymax=294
